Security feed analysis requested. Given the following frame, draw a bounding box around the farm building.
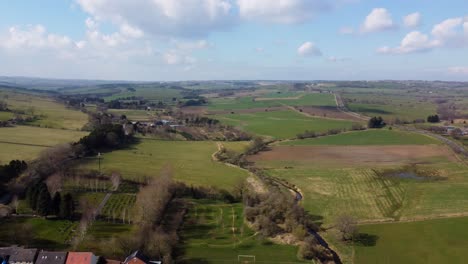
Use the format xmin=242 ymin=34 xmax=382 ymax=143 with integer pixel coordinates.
xmin=36 ymin=251 xmax=68 ymax=264
xmin=65 ymin=252 xmax=98 ymax=264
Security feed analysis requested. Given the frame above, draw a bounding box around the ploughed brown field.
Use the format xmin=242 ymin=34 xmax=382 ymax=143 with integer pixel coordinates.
xmin=249 ymin=145 xmax=457 ymax=166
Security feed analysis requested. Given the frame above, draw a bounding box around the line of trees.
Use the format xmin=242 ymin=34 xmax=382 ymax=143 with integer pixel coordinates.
xmin=25 ymin=180 xmax=74 ymax=219
xmin=0 ymin=160 xmax=27 ymax=192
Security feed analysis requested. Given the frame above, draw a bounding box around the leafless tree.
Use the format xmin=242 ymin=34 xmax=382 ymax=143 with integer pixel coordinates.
xmin=110 ymin=172 xmax=122 ymax=191
xmin=46 ymin=173 xmax=63 ymax=195
xmin=336 ymin=214 xmax=358 ymax=241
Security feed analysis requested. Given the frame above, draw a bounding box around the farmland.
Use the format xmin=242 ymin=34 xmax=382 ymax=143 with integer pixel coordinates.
xmin=180 ymin=199 xmax=306 ymax=264
xmin=0 ymin=89 xmax=88 ymax=130
xmin=0 ymin=126 xmax=87 ymax=164
xmin=79 ymin=139 xmax=249 ymax=190
xmin=355 ymin=217 xmax=468 ymax=263
xmin=279 ymin=129 xmax=441 ymax=146
xmin=214 ymin=110 xmax=356 ymax=139
xmin=208 ymin=92 xmax=336 ymax=111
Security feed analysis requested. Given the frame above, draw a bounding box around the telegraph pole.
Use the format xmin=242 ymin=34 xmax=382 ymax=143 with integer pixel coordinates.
xmin=98 ymin=152 xmax=102 ymax=175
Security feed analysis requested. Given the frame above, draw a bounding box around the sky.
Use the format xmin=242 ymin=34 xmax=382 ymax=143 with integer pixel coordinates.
xmin=0 ymin=0 xmax=467 ymax=81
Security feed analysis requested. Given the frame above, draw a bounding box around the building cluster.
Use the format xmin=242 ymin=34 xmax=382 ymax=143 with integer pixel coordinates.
xmin=0 ymin=247 xmax=160 ymax=264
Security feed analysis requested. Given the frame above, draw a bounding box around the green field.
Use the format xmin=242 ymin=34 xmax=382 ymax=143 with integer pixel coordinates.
xmin=180 ymin=199 xmax=306 ymax=264
xmin=0 ymin=111 xmax=14 ymax=121
xmin=280 ymin=129 xmax=440 ymax=146
xmin=79 ymin=139 xmax=249 ymax=190
xmin=0 ymin=126 xmax=87 ymax=164
xmin=355 ymin=217 xmax=468 ymax=263
xmin=0 ymin=89 xmax=88 ymax=130
xmin=342 ymin=92 xmax=437 ymax=121
xmin=108 ymin=109 xmax=157 ymax=121
xmin=0 ymin=218 xmax=76 ymax=249
xmin=208 ymin=93 xmax=336 ymax=111
xmin=215 ymin=110 xmax=355 ymax=139
xmin=101 ymin=194 xmax=136 ymax=222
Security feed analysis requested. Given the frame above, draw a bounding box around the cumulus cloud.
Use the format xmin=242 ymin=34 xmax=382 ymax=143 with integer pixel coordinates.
xmin=361 ymin=8 xmax=396 ymax=33
xmin=297 ymin=42 xmax=322 ymax=57
xmin=404 ymin=12 xmax=421 ymax=28
xmin=379 ymin=16 xmax=468 ymax=54
xmin=237 ymin=0 xmax=332 ymax=24
xmin=377 ymin=31 xmax=439 ymax=54
xmin=76 ymin=0 xmax=235 ymax=38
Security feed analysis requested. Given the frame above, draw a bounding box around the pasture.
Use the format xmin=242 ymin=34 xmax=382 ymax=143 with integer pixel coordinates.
xmin=280 ymin=129 xmax=440 ymax=146
xmin=79 ymin=139 xmax=249 ymax=190
xmin=0 ymin=218 xmax=76 ymax=250
xmin=0 ymin=89 xmax=88 ymax=130
xmin=355 ymin=217 xmax=468 ymax=263
xmin=180 ymin=199 xmax=306 ymax=264
xmin=250 ymin=134 xmax=468 ymax=225
xmin=208 ymin=93 xmax=336 ymax=111
xmin=0 ymin=126 xmax=87 ymax=164
xmin=214 ymin=110 xmax=355 ymax=139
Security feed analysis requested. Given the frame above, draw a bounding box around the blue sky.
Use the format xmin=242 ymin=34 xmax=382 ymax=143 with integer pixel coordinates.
xmin=0 ymin=0 xmax=467 ymax=81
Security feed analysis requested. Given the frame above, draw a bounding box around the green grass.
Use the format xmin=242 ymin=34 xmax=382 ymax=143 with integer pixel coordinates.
xmin=107 ymin=109 xmax=157 ymax=121
xmin=180 ymin=199 xmax=307 ymax=264
xmin=0 ymin=218 xmax=76 ymax=249
xmin=0 ymin=89 xmax=88 ymax=130
xmin=263 ymin=160 xmax=468 ymax=225
xmin=355 ymin=217 xmax=468 ymax=264
xmin=79 ymin=139 xmax=249 ymax=190
xmin=215 ymin=110 xmax=355 ymax=139
xmin=280 ymin=129 xmax=440 ymax=146
xmin=0 ymin=126 xmax=88 ymax=164
xmin=0 ymin=111 xmax=14 ymax=121
xmin=208 ymin=93 xmax=336 ymax=111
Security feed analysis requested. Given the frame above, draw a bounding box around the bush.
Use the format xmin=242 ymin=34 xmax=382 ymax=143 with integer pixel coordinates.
xmin=368 ymin=116 xmax=386 ymax=128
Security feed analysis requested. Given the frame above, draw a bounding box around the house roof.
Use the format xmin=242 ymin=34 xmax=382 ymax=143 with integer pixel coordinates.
xmin=123 ymin=251 xmax=149 ymax=264
xmin=36 ymin=251 xmax=68 ymax=264
xmin=65 ymin=252 xmax=96 ymax=264
xmin=0 ymin=247 xmax=12 ymax=257
xmin=8 ymin=247 xmax=38 ymax=262
xmin=105 ymin=260 xmax=122 ymax=264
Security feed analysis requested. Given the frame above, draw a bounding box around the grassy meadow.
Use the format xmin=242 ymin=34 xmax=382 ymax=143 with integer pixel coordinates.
xmin=180 ymin=199 xmax=306 ymax=264
xmin=0 ymin=89 xmax=88 ymax=130
xmin=208 ymin=93 xmax=336 ymax=111
xmin=280 ymin=129 xmax=440 ymax=146
xmin=0 ymin=126 xmax=87 ymax=164
xmin=79 ymin=139 xmax=249 ymax=190
xmin=355 ymin=217 xmax=468 ymax=264
xmin=215 ymin=110 xmax=355 ymax=139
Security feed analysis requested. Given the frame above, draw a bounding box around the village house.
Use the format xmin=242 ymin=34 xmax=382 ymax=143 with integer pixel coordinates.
xmin=65 ymin=252 xmax=98 ymax=264
xmin=123 ymin=251 xmax=161 ymax=264
xmin=7 ymin=247 xmax=38 ymax=264
xmin=36 ymin=251 xmax=68 ymax=264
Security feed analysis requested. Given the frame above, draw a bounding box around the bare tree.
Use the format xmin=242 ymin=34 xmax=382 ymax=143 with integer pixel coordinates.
xmin=46 ymin=173 xmax=63 ymax=195
xmin=336 ymin=214 xmax=357 ymax=241
xmin=110 ymin=172 xmax=122 ymax=191
xmin=11 ymin=195 xmax=19 ymax=214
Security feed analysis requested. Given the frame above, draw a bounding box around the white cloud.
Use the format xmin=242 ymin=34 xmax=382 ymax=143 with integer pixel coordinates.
xmin=0 ymin=25 xmax=75 ymax=51
xmin=448 ymin=66 xmax=468 ymax=75
xmin=404 ymin=12 xmax=421 ymax=28
xmin=297 ymin=42 xmax=322 ymax=57
xmin=76 ymin=0 xmax=235 ymax=38
xmin=361 ymin=8 xmax=396 ymax=33
xmin=237 ymin=0 xmax=332 ymax=24
xmin=255 ymin=47 xmax=265 ymax=53
xmin=377 ymin=31 xmax=439 ymax=54
xmin=379 ymin=16 xmax=468 ymax=55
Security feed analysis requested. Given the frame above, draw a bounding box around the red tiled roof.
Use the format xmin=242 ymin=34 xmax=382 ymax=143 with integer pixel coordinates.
xmin=65 ymin=252 xmax=95 ymax=264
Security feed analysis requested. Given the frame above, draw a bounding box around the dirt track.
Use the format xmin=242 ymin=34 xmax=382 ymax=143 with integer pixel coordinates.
xmin=249 ymin=145 xmax=457 ymax=165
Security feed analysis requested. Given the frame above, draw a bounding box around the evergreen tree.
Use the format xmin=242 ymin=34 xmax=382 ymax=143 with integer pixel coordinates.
xmin=36 ymin=185 xmax=51 ymax=216
xmin=368 ymin=116 xmax=386 ymax=128
xmin=60 ymin=193 xmax=74 ymax=220
xmin=52 ymin=192 xmax=62 ymax=216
